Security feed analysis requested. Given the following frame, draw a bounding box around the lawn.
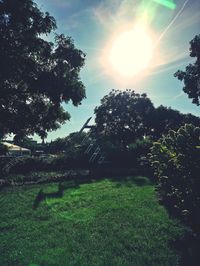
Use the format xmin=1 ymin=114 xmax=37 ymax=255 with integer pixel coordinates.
xmin=0 ymin=176 xmax=185 ymax=266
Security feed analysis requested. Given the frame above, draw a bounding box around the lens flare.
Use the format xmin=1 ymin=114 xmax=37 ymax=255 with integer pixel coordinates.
xmin=152 ymin=0 xmax=176 ymax=10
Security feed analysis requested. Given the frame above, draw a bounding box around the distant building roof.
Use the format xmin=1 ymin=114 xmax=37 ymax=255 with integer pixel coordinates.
xmin=1 ymin=142 xmax=30 ymax=151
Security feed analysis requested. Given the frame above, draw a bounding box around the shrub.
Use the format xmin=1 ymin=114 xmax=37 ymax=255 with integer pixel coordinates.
xmin=0 ymin=156 xmax=13 ymax=175
xmin=149 ymin=124 xmax=200 ymax=236
xmin=49 ymin=154 xmax=89 ymax=171
xmin=129 ymin=138 xmax=152 ymax=162
xmin=101 ymin=138 xmax=152 ymax=169
xmin=2 ymin=152 xmax=90 ymax=176
xmin=7 ymin=157 xmax=49 ymax=175
xmin=48 ymin=156 xmax=73 ymax=171
xmin=0 ymin=143 xmax=8 ymax=155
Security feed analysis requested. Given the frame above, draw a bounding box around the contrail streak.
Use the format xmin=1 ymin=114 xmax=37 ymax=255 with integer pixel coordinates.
xmin=155 ymin=0 xmax=189 ymax=46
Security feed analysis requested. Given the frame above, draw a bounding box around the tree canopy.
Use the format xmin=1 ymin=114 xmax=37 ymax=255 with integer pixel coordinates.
xmin=175 ymin=34 xmax=200 ymax=105
xmin=47 ymin=131 xmax=87 ymax=155
xmin=0 ymin=0 xmax=86 ymax=140
xmin=149 ymin=105 xmax=200 ymax=140
xmin=94 ymin=90 xmax=200 ymax=148
xmin=94 ymin=89 xmax=154 ymax=149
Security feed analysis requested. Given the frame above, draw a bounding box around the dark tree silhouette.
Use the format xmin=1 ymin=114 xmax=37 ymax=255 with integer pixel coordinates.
xmin=94 ymin=89 xmax=154 ymax=149
xmin=149 ymin=105 xmax=200 ymax=140
xmin=150 ymin=106 xmax=181 ymax=140
xmin=94 ymin=90 xmax=200 ymax=147
xmin=47 ymin=131 xmax=87 ymax=155
xmin=175 ymin=34 xmax=200 ymax=105
xmin=0 ymin=0 xmax=86 ymax=140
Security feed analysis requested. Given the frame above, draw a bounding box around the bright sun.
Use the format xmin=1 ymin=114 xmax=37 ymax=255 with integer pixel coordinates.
xmin=109 ymin=25 xmax=154 ymax=77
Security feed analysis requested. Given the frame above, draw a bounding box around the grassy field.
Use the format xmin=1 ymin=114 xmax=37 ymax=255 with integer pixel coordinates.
xmin=0 ymin=176 xmax=185 ymax=266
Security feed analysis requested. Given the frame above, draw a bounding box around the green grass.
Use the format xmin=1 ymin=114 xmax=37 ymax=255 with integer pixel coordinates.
xmin=0 ymin=176 xmax=185 ymax=266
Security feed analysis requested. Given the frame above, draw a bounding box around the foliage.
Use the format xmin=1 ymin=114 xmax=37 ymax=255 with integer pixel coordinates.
xmin=3 ymin=153 xmax=89 ymax=175
xmin=128 ymin=138 xmax=153 ymax=156
xmin=0 ymin=179 xmax=186 ymax=265
xmin=47 ymin=131 xmax=88 ymax=155
xmin=94 ymin=89 xmax=154 ymax=148
xmin=0 ymin=155 xmax=11 ymax=175
xmin=1 ymin=131 xmax=90 ymax=176
xmin=0 ymin=143 xmax=8 ymax=155
xmin=94 ymin=90 xmax=200 ymax=147
xmin=100 ymin=138 xmax=152 ymax=169
xmin=128 ymin=138 xmax=153 ymax=173
xmin=49 ymin=154 xmax=89 ymax=171
xmin=149 ymin=124 xmax=200 ymax=236
xmin=0 ymin=170 xmax=90 ymax=185
xmin=149 ymin=105 xmax=200 ymax=140
xmin=7 ymin=156 xmax=49 ymax=175
xmin=175 ymin=34 xmax=200 ymax=105
xmin=0 ymin=0 xmax=85 ymax=140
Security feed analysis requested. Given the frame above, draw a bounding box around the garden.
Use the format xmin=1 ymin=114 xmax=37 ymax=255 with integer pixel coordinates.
xmin=1 ymin=0 xmax=200 ymax=265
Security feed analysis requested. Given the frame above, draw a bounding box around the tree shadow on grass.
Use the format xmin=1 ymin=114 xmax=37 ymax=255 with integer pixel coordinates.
xmin=111 ymin=175 xmax=152 ymax=187
xmin=32 ymin=174 xmax=102 ymax=210
xmin=32 ymin=173 xmax=152 ymax=210
xmin=33 ymin=181 xmax=80 ymax=210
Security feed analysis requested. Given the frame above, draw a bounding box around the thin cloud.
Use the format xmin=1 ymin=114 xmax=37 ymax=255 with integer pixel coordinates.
xmin=93 ymin=0 xmax=140 ymax=28
xmin=172 ymin=91 xmax=185 ymax=100
xmin=155 ymin=0 xmax=190 ymax=45
xmin=41 ymin=0 xmax=71 ymax=8
xmin=169 ymin=8 xmax=200 ymax=33
xmin=62 ymin=8 xmax=91 ymax=31
xmin=148 ymin=56 xmax=192 ymax=76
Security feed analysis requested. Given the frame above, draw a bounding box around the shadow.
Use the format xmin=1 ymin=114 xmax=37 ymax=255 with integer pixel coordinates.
xmin=89 ymin=167 xmax=154 ymax=185
xmin=171 ymin=231 xmax=200 ymax=266
xmin=32 ymin=171 xmax=152 ymax=209
xmin=32 ymin=173 xmax=102 ymax=210
xmin=33 ymin=181 xmax=79 ymax=210
xmin=110 ymin=175 xmax=152 ymax=187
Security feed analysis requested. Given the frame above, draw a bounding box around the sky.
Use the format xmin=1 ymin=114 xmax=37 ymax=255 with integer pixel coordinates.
xmin=34 ymin=0 xmax=200 ymax=142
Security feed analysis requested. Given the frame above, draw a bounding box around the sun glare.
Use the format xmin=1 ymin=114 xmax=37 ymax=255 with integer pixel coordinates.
xmin=108 ymin=25 xmax=154 ymax=77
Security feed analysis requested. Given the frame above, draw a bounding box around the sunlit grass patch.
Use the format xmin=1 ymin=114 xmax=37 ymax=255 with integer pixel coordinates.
xmin=0 ymin=177 xmax=185 ymax=266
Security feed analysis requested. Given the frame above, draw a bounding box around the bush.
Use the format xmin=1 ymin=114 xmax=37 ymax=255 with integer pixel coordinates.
xmin=0 ymin=143 xmax=8 ymax=155
xmin=129 ymin=138 xmax=152 ymax=163
xmin=7 ymin=157 xmax=49 ymax=175
xmin=0 ymin=156 xmax=13 ymax=175
xmin=101 ymin=138 xmax=152 ymax=169
xmin=49 ymin=154 xmax=89 ymax=171
xmin=1 ymin=152 xmax=90 ymax=175
xmin=149 ymin=124 xmax=200 ymax=236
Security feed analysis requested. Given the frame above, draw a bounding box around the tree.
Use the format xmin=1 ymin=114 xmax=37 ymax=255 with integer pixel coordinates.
xmin=0 ymin=0 xmax=86 ymax=140
xmin=94 ymin=90 xmax=200 ymax=149
xmin=175 ymin=34 xmax=200 ymax=105
xmin=94 ymin=89 xmax=155 ymax=149
xmin=47 ymin=131 xmax=88 ymax=155
xmin=149 ymin=105 xmax=200 ymax=140
xmin=149 ymin=106 xmax=182 ymax=140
